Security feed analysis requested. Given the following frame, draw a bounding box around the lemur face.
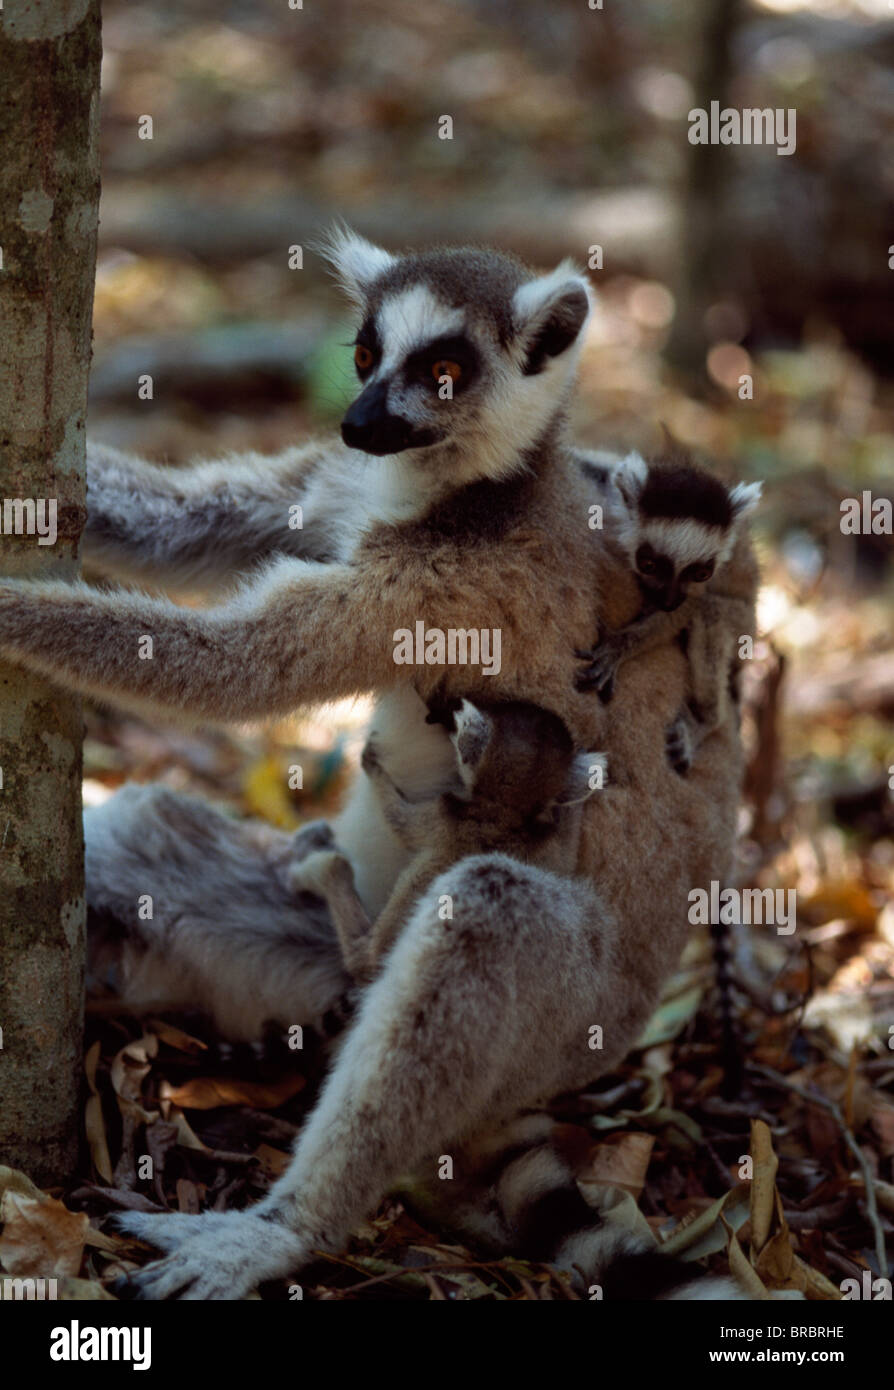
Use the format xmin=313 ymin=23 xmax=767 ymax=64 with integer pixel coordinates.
xmin=609 ymin=451 xmax=761 ymax=611
xmin=633 ymin=541 xmax=715 ymax=612
xmin=321 ymin=226 xmax=593 ymax=482
xmin=446 ymin=698 xmax=601 ymax=831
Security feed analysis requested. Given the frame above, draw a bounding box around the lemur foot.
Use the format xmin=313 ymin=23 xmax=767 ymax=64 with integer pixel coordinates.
xmin=287 ymin=848 xmax=354 ymax=898
xmin=111 ymin=1209 xmax=308 ymax=1300
xmin=665 ymin=714 xmax=694 ymax=775
xmin=289 ymin=819 xmax=335 ymax=861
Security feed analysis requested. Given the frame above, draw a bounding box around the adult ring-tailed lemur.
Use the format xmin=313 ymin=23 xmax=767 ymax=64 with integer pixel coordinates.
xmin=0 ymin=229 xmax=758 ymax=1300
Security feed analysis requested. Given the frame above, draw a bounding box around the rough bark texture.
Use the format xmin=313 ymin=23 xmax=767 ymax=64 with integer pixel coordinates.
xmin=0 ymin=0 xmax=100 ymax=1182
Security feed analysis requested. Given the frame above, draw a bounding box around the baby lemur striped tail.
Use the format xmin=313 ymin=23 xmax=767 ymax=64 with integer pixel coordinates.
xmin=291 ymin=697 xmax=605 ymax=981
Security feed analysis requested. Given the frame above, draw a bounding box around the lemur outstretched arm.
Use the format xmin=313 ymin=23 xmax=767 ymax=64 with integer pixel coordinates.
xmin=84 ymin=441 xmax=350 ymax=590
xmin=0 ymin=556 xmax=404 ymax=722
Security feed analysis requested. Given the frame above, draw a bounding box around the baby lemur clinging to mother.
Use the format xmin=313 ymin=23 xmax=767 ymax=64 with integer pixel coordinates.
xmin=290 ymin=696 xmax=606 ymax=982
xmin=576 ymin=449 xmax=761 ymax=773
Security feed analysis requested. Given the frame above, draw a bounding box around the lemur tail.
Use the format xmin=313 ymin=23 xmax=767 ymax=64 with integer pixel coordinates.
xmin=84 ymin=783 xmax=351 ymax=1040
xmin=440 ymin=1117 xmax=749 ymax=1301
xmin=710 ymin=918 xmax=743 ymax=1100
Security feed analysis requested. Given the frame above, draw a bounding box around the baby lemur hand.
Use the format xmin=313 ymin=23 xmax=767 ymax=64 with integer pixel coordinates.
xmin=574 ymin=608 xmax=691 ymax=702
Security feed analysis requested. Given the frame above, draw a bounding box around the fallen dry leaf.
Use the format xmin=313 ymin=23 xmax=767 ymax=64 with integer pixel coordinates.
xmin=578 ymin=1131 xmax=655 ymax=1198
xmin=159 ymin=1072 xmax=305 ymax=1111
xmin=725 ymin=1218 xmax=770 ymax=1299
xmin=749 ymin=1118 xmax=779 ymax=1253
xmin=147 ymin=1019 xmax=208 ymax=1054
xmin=254 ymin=1143 xmax=293 ymax=1177
xmin=110 ymin=1033 xmax=159 ymax=1103
xmin=0 ymin=1191 xmax=90 ymax=1279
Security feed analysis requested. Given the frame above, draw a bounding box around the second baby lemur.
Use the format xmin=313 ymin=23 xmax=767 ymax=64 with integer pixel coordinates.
xmin=576 ymin=448 xmax=761 ymax=774
xmin=290 ymin=696 xmax=605 ymax=982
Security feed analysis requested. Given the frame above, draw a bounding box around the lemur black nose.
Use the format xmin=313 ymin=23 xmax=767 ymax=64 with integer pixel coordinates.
xmin=341 ymin=381 xmax=416 ymax=456
xmin=663 ymin=593 xmax=685 ymax=612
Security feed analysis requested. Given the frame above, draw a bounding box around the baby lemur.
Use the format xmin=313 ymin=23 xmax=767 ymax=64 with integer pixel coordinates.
xmin=290 ymin=697 xmax=605 ymax=982
xmin=576 ymin=449 xmax=761 ymax=773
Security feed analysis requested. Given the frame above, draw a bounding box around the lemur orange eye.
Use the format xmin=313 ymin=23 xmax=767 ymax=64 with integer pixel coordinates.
xmin=432 ymin=359 xmax=462 ymax=384
xmin=354 ymin=344 xmax=374 ymax=371
xmin=682 ymin=560 xmax=715 ymax=584
xmin=638 ymin=556 xmax=657 ymax=576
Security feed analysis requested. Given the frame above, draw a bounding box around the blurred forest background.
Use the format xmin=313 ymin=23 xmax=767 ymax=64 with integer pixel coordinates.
xmin=32 ymin=0 xmax=894 ymax=1297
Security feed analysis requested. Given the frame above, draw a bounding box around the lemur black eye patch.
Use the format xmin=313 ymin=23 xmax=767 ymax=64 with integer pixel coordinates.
xmin=403 ymin=334 xmax=480 ymax=392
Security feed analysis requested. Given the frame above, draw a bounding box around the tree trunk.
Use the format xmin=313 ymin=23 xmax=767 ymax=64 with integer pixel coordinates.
xmin=665 ymin=0 xmax=743 ymax=377
xmin=0 ymin=0 xmax=101 ymax=1183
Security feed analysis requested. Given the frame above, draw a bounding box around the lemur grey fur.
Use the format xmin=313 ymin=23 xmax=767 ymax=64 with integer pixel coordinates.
xmin=576 ymin=449 xmax=761 ymax=774
xmin=0 ymin=228 xmax=758 ymax=1300
xmin=290 ymin=697 xmax=606 ymax=982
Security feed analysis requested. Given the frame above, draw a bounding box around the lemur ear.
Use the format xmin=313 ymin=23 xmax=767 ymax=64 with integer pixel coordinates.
xmin=450 ymin=699 xmax=494 ymax=790
xmin=610 ymin=451 xmax=649 ymax=511
xmin=318 ymin=223 xmax=396 ymax=305
xmin=557 ymin=752 xmax=607 ymax=806
xmin=513 ymin=262 xmax=592 ymax=375
xmin=729 ymin=480 xmax=762 ymax=520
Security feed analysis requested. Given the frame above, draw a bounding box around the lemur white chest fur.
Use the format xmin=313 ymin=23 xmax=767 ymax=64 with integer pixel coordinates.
xmin=334 ymin=687 xmax=460 ymax=915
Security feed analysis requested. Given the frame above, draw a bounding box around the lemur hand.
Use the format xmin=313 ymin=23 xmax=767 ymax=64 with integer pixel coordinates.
xmin=288 ymin=819 xmax=335 ymax=861
xmin=111 ymin=1209 xmax=308 ymax=1300
xmin=288 ymin=848 xmax=353 ymax=898
xmin=574 ymin=634 xmax=624 ymax=702
xmin=665 ymin=712 xmax=694 ymax=775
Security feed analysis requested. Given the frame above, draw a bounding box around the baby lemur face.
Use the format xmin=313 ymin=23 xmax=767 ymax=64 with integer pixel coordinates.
xmin=321 ymin=226 xmax=593 ymax=486
xmin=446 ymin=698 xmax=601 ymax=836
xmin=609 ymin=451 xmax=761 ymax=612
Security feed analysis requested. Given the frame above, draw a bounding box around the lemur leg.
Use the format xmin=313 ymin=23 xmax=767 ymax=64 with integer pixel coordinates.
xmin=366 ymin=850 xmax=444 ymax=970
xmin=287 ymin=844 xmax=443 ymax=982
xmin=664 ymin=706 xmax=702 ymax=776
xmin=286 ymin=850 xmax=374 ymax=980
xmin=575 ymin=600 xmax=696 ymax=701
xmin=684 ymin=594 xmax=752 ymax=730
xmin=84 ymin=440 xmax=357 ymax=590
xmin=114 ymin=853 xmax=614 ymax=1299
xmin=85 ymin=784 xmax=349 ymax=1039
xmin=665 ymin=595 xmax=751 ymax=775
